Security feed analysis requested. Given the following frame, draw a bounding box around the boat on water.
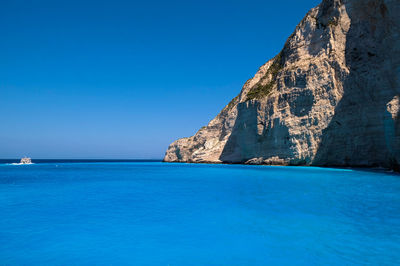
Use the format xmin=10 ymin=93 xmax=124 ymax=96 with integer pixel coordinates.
xmin=11 ymin=157 xmax=33 ymax=165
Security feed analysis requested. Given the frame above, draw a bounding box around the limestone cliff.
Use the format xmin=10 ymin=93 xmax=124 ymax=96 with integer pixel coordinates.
xmin=164 ymin=0 xmax=400 ymax=168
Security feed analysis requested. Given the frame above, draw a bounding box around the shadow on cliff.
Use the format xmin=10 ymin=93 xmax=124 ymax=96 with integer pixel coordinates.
xmin=218 ymin=101 xmax=260 ymax=163
xmin=219 ymin=98 xmax=294 ymax=164
xmin=313 ymin=0 xmax=400 ymax=168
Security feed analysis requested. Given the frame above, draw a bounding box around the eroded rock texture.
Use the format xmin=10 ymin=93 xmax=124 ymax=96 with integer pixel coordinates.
xmin=164 ymin=0 xmax=400 ymax=168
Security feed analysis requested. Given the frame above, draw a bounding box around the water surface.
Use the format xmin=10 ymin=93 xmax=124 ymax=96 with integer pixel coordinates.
xmin=1 ymin=162 xmax=399 ymax=265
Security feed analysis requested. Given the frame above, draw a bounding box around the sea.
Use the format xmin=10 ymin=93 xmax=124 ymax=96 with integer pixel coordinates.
xmin=0 ymin=160 xmax=399 ymax=265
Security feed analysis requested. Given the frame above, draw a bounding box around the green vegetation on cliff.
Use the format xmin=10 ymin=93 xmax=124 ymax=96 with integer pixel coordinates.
xmin=247 ymin=52 xmax=284 ymax=100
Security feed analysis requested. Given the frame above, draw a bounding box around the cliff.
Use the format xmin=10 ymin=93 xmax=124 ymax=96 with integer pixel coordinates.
xmin=164 ymin=0 xmax=400 ymax=168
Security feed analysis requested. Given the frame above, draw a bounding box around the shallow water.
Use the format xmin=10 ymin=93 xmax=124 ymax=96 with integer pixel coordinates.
xmin=0 ymin=162 xmax=399 ymax=265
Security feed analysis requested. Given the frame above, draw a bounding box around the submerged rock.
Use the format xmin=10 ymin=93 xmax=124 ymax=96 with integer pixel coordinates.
xmin=164 ymin=0 xmax=400 ymax=169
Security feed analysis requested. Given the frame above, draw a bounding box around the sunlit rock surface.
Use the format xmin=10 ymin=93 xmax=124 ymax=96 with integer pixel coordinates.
xmin=164 ymin=0 xmax=400 ymax=168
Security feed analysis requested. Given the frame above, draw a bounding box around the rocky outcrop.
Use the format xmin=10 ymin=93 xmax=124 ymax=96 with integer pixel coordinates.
xmin=164 ymin=0 xmax=400 ymax=169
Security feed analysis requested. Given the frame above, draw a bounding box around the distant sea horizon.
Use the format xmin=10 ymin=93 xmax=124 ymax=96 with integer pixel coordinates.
xmin=0 ymin=159 xmax=162 ymax=164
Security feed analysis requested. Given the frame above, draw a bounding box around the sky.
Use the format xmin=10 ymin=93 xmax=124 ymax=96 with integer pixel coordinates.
xmin=0 ymin=0 xmax=320 ymax=159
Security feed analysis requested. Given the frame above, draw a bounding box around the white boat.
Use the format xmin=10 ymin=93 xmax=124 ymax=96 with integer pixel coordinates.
xmin=11 ymin=157 xmax=33 ymax=165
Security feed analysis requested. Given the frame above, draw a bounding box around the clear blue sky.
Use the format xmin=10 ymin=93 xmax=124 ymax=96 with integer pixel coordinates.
xmin=0 ymin=0 xmax=320 ymax=159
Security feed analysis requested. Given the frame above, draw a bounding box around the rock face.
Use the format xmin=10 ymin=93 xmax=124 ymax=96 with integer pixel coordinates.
xmin=164 ymin=0 xmax=400 ymax=168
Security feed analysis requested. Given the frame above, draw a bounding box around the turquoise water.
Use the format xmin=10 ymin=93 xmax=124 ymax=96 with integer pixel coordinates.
xmin=1 ymin=162 xmax=400 ymax=265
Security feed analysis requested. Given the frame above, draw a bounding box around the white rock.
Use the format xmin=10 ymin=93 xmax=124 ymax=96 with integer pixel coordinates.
xmin=164 ymin=0 xmax=400 ymax=169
